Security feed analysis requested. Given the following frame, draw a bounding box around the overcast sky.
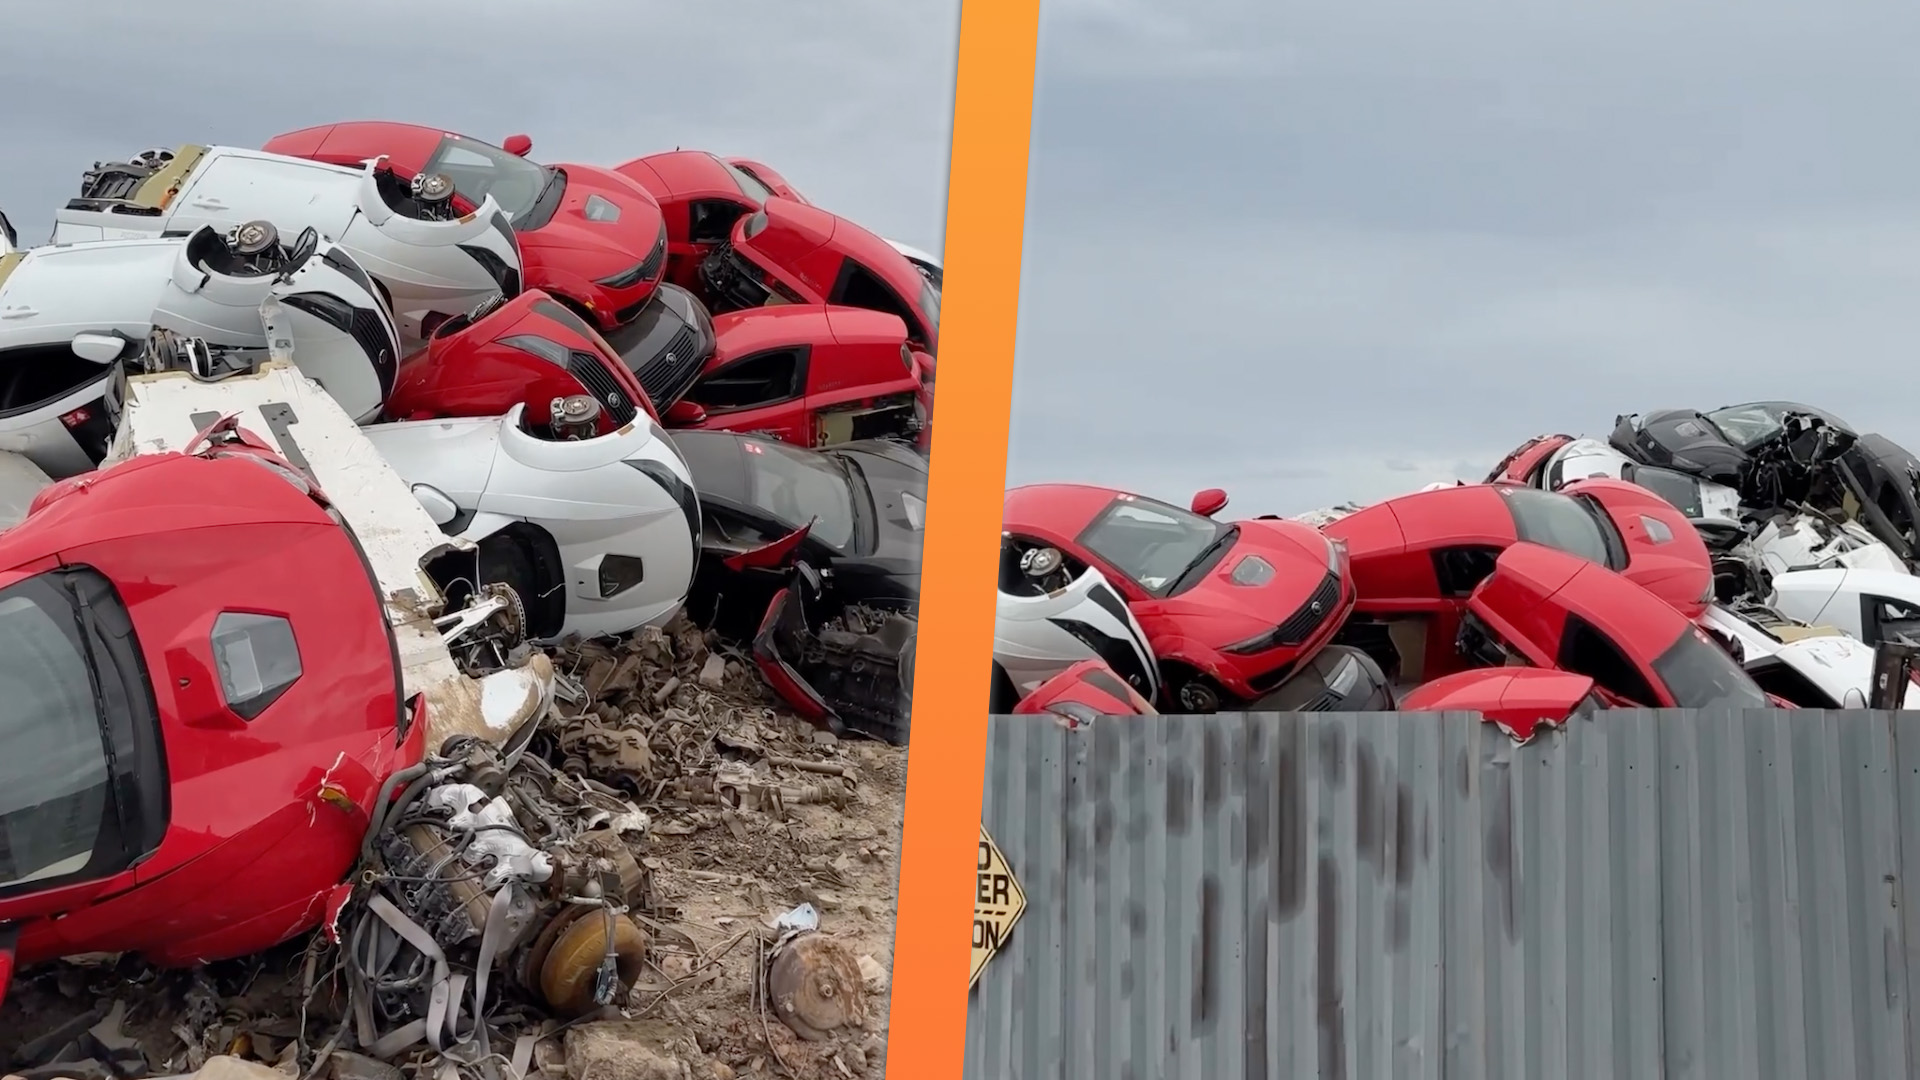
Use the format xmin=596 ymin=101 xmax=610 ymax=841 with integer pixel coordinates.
xmin=0 ymin=0 xmax=956 ymax=256
xmin=1005 ymin=0 xmax=1920 ymax=517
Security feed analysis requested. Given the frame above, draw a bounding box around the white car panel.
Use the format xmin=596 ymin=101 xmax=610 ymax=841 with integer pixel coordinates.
xmin=364 ymin=406 xmax=699 ymax=640
xmin=0 ymin=232 xmax=396 ymax=476
xmin=994 ymin=564 xmax=1159 ymax=703
xmin=52 ymin=145 xmax=524 ymax=348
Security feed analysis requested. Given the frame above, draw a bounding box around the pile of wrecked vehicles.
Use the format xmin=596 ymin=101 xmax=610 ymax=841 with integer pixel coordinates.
xmin=0 ymin=121 xmax=929 ymax=1068
xmin=993 ymin=400 xmax=1920 ymax=735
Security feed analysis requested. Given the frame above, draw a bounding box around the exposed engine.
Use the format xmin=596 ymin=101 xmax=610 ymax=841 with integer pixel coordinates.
xmin=73 ymin=147 xmax=180 ymax=206
xmin=341 ymin=730 xmax=656 ymax=1060
xmin=696 ymin=242 xmax=772 ymax=313
xmin=757 ymin=565 xmax=913 ymax=745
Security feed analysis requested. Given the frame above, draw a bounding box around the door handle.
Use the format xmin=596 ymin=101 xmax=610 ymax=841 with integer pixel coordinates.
xmin=190 ymin=199 xmax=227 ymax=211
xmin=0 ymin=305 xmax=35 ymax=319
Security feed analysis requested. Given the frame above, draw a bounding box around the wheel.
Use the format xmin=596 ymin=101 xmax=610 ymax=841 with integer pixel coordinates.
xmin=1171 ymin=671 xmax=1222 ymax=714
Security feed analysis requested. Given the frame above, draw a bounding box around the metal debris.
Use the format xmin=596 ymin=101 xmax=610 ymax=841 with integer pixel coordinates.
xmin=3 ymin=612 xmax=898 ymax=1080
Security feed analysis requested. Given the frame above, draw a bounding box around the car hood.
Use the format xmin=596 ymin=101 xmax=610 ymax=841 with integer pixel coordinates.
xmin=526 ymin=165 xmax=668 ymax=272
xmin=1611 ymin=409 xmax=1746 ymax=485
xmin=1148 ymin=519 xmax=1332 ymax=644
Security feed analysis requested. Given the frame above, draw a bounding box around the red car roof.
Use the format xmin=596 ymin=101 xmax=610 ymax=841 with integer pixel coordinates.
xmin=1004 ymin=483 xmax=1137 ymax=539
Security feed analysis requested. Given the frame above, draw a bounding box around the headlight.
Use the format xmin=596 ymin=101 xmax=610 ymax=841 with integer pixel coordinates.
xmin=1325 ymin=651 xmax=1360 ymax=697
xmin=596 ymin=259 xmax=655 ymax=290
xmin=1224 ymin=626 xmax=1286 ymax=656
xmin=1326 ymin=534 xmax=1346 ymax=574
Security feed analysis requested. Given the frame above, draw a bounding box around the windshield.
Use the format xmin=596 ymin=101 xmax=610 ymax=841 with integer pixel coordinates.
xmin=1501 ymin=487 xmax=1627 ymax=570
xmin=1704 ymin=404 xmax=1786 ymax=451
xmin=1650 ymin=626 xmax=1770 ymax=709
xmin=1077 ymin=495 xmax=1232 ymax=597
xmin=1622 ymin=464 xmax=1705 ymax=518
xmin=423 ymin=136 xmax=552 ymax=221
xmin=920 ymin=280 xmax=940 ymax=331
xmin=0 ymin=582 xmax=112 ymax=888
xmin=745 ymin=440 xmax=859 ymax=551
xmin=722 ymin=159 xmax=777 ymax=204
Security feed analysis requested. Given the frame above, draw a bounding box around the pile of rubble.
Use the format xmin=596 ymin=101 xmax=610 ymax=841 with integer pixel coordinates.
xmin=1 ymin=616 xmax=905 ymax=1080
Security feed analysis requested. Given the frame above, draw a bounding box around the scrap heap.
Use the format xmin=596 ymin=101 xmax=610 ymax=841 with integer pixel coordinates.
xmin=0 ymin=617 xmax=905 ymax=1080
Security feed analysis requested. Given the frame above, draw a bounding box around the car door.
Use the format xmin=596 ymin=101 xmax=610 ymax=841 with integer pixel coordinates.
xmin=827 ymin=260 xmax=931 ymax=349
xmin=683 ymin=346 xmax=811 ymax=446
xmin=803 ymin=337 xmax=922 ymax=447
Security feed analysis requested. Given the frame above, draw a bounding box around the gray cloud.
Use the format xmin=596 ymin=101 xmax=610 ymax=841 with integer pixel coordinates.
xmin=1007 ymin=0 xmax=1920 ymax=516
xmin=0 ymin=0 xmax=957 ymax=253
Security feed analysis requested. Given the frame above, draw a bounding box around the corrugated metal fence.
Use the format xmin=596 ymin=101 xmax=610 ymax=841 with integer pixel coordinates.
xmin=965 ymin=710 xmax=1920 ymax=1080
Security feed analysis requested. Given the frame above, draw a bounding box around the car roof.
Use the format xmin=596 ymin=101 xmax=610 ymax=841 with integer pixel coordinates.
xmin=1004 ymin=483 xmax=1133 ymax=538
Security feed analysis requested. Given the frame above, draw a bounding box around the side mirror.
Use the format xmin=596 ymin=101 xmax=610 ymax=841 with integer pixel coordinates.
xmin=502 ymin=134 xmax=534 ymax=158
xmin=1191 ymin=488 xmax=1229 ymax=517
xmin=71 ymin=332 xmax=127 ymax=365
xmin=666 ymin=400 xmax=708 ymax=425
xmin=411 ymin=484 xmax=461 ymax=527
xmin=0 ymin=208 xmax=16 ymax=252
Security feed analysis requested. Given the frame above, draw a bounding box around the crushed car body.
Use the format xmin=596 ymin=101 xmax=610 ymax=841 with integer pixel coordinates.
xmin=0 ymin=225 xmax=399 ymax=478
xmin=51 ymin=144 xmax=523 ymax=348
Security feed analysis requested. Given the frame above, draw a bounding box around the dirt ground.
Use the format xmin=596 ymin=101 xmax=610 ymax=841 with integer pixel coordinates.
xmin=0 ymin=619 xmax=908 ymax=1080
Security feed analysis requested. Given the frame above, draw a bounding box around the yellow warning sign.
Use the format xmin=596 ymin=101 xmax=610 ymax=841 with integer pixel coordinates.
xmin=971 ymin=824 xmax=1026 ymax=990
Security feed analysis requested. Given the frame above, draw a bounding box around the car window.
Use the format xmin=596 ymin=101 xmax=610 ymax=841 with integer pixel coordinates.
xmin=422 ymin=136 xmax=548 ymax=220
xmin=1556 ymin=616 xmax=1660 ymax=705
xmin=1649 ymin=625 xmax=1770 ymax=710
xmin=1704 ymin=404 xmax=1784 ymax=451
xmin=1500 ymin=487 xmax=1626 ymax=570
xmin=1077 ymin=496 xmax=1229 ymax=597
xmin=1621 ymin=465 xmax=1704 ymax=518
xmin=690 ymin=199 xmax=751 ymax=244
xmin=721 ymin=160 xmax=777 ymax=204
xmin=687 ymin=350 xmax=804 ymax=412
xmin=834 ymin=263 xmax=927 ymax=343
xmin=0 ymin=580 xmax=113 ymax=888
xmin=920 ymin=280 xmax=940 ymax=332
xmin=743 ymin=439 xmax=857 ymax=550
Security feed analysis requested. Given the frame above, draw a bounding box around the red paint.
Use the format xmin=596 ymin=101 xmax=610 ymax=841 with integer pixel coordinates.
xmin=1398 ymin=668 xmax=1598 ymax=742
xmin=750 ymin=588 xmax=834 ymax=723
xmin=724 ymin=159 xmax=806 ymax=202
xmin=1004 ymin=484 xmax=1353 ymax=706
xmin=1013 ymin=659 xmax=1158 ymax=717
xmin=615 ymin=150 xmax=767 ymax=292
xmin=264 ymin=122 xmax=670 ymax=328
xmin=670 ymin=305 xmax=924 ymax=448
xmin=1485 ymin=433 xmax=1575 ymax=485
xmin=1323 ymin=478 xmax=1712 ymax=681
xmin=0 ymin=444 xmax=418 ymax=997
xmin=1464 ymin=543 xmax=1771 ymax=709
xmin=724 ymin=523 xmax=813 ymax=573
xmin=385 ymin=288 xmax=659 ymax=429
xmin=719 ymin=199 xmax=937 ymax=352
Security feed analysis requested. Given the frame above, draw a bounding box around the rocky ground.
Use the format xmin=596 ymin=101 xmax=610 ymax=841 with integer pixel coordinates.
xmin=0 ymin=618 xmax=908 ymax=1080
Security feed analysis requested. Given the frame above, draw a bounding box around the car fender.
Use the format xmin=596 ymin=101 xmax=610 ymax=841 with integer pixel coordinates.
xmin=994 ymin=566 xmax=1159 ymax=702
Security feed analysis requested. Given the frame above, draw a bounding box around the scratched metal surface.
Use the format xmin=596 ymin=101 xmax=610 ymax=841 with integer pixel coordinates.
xmin=965 ymin=710 xmax=1920 ymax=1080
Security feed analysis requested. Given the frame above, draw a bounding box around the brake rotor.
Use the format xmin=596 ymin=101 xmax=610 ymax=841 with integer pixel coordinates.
xmin=413 ymin=172 xmax=458 ymax=205
xmin=228 ymin=220 xmax=279 ymax=256
xmin=478 ymin=580 xmax=528 ymax=649
xmin=536 ymin=910 xmax=650 ymax=1017
xmin=1021 ymin=546 xmax=1064 ymax=578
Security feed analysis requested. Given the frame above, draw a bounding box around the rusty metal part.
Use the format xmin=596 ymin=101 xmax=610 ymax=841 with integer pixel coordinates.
xmin=766 ymin=932 xmax=869 ymax=1041
xmin=552 ymin=827 xmax=650 ymax=907
xmin=398 ymin=823 xmax=497 ymax=939
xmin=557 ymin=717 xmax=653 ymax=793
xmin=537 ymin=911 xmax=649 ymax=1017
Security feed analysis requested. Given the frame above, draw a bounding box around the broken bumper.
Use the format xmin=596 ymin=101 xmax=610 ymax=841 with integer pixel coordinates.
xmin=751 ymin=588 xmax=914 ymax=745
